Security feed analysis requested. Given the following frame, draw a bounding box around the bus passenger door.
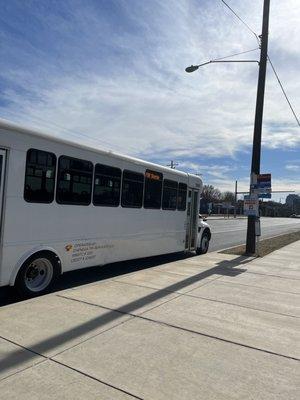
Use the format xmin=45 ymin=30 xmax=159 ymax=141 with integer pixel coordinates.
xmin=185 ymin=189 xmax=199 ymax=251
xmin=0 ymin=149 xmax=6 ymax=232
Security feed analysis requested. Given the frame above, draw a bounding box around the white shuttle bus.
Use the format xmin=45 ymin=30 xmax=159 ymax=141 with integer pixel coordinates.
xmin=0 ymin=120 xmax=209 ymax=296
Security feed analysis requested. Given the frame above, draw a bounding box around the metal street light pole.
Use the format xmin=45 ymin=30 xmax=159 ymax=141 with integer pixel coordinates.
xmin=185 ymin=60 xmax=258 ymax=73
xmin=185 ymin=1 xmax=271 ymax=255
xmin=245 ymin=0 xmax=270 ymax=254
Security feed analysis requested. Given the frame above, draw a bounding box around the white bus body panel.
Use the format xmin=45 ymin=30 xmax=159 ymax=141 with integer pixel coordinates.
xmin=0 ymin=121 xmax=202 ymax=287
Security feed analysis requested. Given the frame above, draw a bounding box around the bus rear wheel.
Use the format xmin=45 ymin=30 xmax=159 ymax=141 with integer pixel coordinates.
xmin=15 ymin=251 xmax=59 ymax=297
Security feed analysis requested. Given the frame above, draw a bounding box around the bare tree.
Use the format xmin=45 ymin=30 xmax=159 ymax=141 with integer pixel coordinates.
xmin=201 ymin=185 xmax=222 ymax=203
xmin=221 ymin=191 xmax=235 ymax=204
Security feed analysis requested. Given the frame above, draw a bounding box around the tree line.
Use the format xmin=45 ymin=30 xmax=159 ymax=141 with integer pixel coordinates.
xmin=201 ymin=185 xmax=235 ymax=204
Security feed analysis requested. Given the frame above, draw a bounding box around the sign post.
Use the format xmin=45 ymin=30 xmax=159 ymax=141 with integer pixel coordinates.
xmin=246 ymin=0 xmax=270 ymax=255
xmin=244 ymin=173 xmax=271 ymax=255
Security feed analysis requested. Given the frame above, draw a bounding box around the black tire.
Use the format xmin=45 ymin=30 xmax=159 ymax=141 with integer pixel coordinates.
xmin=196 ymin=232 xmax=210 ymax=255
xmin=15 ymin=251 xmax=59 ymax=298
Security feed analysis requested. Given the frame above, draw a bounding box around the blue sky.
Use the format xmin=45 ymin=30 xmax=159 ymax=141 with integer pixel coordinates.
xmin=0 ymin=0 xmax=299 ymax=201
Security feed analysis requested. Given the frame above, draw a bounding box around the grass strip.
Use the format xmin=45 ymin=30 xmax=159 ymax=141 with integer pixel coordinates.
xmin=220 ymin=231 xmax=300 ymax=257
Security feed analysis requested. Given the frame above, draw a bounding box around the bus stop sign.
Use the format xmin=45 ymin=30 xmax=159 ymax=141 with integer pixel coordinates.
xmin=258 ymin=173 xmax=271 ymax=199
xmin=244 ymin=195 xmax=259 ymax=217
xmin=257 ymin=173 xmax=271 ymax=189
xmin=250 ymin=173 xmax=272 ymax=199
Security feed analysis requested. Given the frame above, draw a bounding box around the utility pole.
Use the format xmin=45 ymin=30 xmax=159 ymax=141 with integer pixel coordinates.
xmin=167 ymin=161 xmax=178 ymax=169
xmin=234 ymin=180 xmax=237 ymax=218
xmin=246 ymin=0 xmax=270 ymax=254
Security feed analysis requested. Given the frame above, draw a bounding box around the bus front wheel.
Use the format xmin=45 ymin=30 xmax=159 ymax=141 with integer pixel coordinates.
xmin=15 ymin=251 xmax=59 ymax=297
xmin=196 ymin=232 xmax=210 ymax=255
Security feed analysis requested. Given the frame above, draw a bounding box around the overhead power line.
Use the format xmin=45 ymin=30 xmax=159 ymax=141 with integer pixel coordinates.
xmin=267 ymin=56 xmax=300 ymax=127
xmin=1 ymin=109 xmax=138 ymax=154
xmin=220 ymin=0 xmax=300 ymax=128
xmin=220 ymin=0 xmax=259 ymax=43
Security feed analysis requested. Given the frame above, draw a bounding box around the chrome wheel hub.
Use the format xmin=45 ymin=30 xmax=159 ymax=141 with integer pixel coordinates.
xmin=25 ymin=258 xmax=53 ymax=292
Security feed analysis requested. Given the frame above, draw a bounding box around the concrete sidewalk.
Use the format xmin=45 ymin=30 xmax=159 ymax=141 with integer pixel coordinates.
xmin=0 ymin=242 xmax=299 ymax=399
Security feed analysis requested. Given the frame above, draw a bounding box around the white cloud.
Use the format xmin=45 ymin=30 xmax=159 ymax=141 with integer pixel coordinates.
xmin=285 ymin=164 xmax=300 ymax=172
xmin=179 ymin=161 xmax=235 ymax=178
xmin=0 ymin=0 xmax=299 ymax=197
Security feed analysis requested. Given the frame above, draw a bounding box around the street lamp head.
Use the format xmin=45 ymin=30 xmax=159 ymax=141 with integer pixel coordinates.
xmin=185 ymin=65 xmax=199 ymax=73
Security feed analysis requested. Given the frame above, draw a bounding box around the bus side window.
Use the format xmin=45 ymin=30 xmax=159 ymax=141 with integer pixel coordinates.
xmin=162 ymin=179 xmax=178 ymax=210
xmin=144 ymin=169 xmax=163 ymax=209
xmin=93 ymin=164 xmax=121 ymax=207
xmin=56 ymin=156 xmax=93 ymax=205
xmin=121 ymin=170 xmax=144 ymax=208
xmin=177 ymin=183 xmax=187 ymax=211
xmin=24 ymin=149 xmax=56 ymax=203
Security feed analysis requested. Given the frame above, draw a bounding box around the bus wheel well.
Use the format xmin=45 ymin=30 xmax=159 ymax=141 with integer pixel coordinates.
xmin=18 ymin=250 xmax=62 ymax=278
xmin=203 ymin=228 xmax=211 ymax=240
xmin=13 ymin=250 xmax=62 ymax=297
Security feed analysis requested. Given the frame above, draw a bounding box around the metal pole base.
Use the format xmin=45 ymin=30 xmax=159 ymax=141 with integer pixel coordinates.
xmin=246 ymin=215 xmax=256 ymax=255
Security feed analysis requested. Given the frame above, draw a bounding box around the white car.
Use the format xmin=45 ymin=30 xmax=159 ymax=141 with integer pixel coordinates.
xmin=196 ymin=215 xmax=211 ymax=254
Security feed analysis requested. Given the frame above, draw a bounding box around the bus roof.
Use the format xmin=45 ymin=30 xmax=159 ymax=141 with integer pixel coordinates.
xmin=0 ymin=118 xmax=201 ymax=181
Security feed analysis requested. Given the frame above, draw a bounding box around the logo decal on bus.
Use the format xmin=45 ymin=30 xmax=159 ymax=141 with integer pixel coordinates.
xmin=65 ymin=244 xmax=73 ymax=252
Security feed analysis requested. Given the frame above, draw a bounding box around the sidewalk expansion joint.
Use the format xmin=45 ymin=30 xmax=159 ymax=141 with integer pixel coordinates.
xmin=138 ymin=315 xmax=300 ymax=362
xmin=52 ymin=291 xmax=183 ymax=357
xmin=58 ymin=282 xmax=300 ymax=320
xmin=50 ymin=312 xmax=135 ymax=358
xmin=0 ymin=360 xmax=47 ymax=382
xmin=111 ymin=274 xmax=223 ymax=296
xmin=183 ymin=293 xmax=300 ymax=319
xmin=51 ymin=358 xmax=144 ymax=399
xmin=0 ymin=335 xmax=143 ymax=399
xmin=0 ymin=335 xmax=49 ymax=382
xmin=57 ymin=291 xmax=184 ymax=321
xmin=244 ymin=271 xmax=300 ymax=280
xmin=207 ymin=280 xmax=300 ymax=295
xmin=56 ymin=294 xmax=300 ymax=363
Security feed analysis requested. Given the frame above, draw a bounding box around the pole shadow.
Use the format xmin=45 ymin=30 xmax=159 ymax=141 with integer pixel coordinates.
xmin=0 ymin=254 xmax=252 ymax=376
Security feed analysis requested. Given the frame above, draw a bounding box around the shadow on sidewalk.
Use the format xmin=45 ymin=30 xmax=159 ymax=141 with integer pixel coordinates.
xmin=0 ymin=252 xmax=194 ymax=307
xmin=0 ymin=254 xmax=252 ymax=375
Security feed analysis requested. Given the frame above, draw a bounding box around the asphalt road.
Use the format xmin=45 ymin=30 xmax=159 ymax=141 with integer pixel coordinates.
xmin=207 ymin=217 xmax=300 ymax=252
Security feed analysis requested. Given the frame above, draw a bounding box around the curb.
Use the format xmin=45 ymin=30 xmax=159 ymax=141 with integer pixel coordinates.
xmin=217 ymin=231 xmax=300 ymax=255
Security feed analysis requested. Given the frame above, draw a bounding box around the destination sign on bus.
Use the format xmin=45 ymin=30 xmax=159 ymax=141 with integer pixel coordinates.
xmin=145 ymin=171 xmax=161 ymax=181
